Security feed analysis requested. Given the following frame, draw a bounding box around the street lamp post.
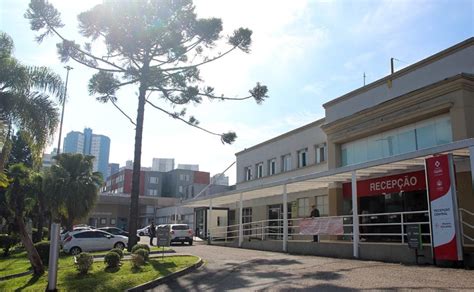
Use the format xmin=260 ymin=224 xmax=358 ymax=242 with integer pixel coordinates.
xmin=56 ymin=65 xmax=73 ymax=155
xmin=48 ymin=65 xmax=72 ymax=291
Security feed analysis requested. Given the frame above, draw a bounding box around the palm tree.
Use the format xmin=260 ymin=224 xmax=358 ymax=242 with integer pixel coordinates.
xmin=43 ymin=153 xmax=103 ymax=230
xmin=5 ymin=164 xmax=44 ymax=275
xmin=0 ymin=31 xmax=63 ymax=170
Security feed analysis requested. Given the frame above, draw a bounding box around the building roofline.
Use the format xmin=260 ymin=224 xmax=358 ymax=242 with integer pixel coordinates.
xmin=235 ymin=117 xmax=325 ymax=156
xmin=322 ymin=37 xmax=474 ymax=109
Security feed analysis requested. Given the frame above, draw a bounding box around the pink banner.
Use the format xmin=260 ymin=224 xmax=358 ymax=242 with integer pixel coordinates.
xmin=299 ymin=217 xmax=344 ymax=235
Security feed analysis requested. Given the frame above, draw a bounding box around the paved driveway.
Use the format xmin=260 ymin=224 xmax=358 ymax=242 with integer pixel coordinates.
xmin=148 ymin=244 xmax=474 ymax=291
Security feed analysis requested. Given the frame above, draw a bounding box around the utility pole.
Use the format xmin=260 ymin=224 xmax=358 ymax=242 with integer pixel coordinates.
xmin=56 ymin=65 xmax=73 ymax=156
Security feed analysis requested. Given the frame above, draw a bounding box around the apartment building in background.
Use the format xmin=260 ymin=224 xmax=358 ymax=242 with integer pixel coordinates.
xmin=152 ymin=158 xmax=175 ymax=172
xmin=63 ymin=128 xmax=110 ymax=178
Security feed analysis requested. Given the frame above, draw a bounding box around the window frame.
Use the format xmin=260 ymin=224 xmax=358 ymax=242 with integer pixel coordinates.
xmin=298 ymin=148 xmax=308 ymax=168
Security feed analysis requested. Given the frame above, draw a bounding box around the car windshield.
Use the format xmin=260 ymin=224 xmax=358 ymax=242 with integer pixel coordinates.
xmin=172 ymin=225 xmax=189 ymax=230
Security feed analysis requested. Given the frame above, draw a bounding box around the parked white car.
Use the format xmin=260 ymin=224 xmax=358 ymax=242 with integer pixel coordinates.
xmin=158 ymin=224 xmax=193 ymax=245
xmin=63 ymin=229 xmax=128 ymax=255
xmin=137 ymin=225 xmax=150 ymax=236
xmin=60 ymin=226 xmax=93 ymax=245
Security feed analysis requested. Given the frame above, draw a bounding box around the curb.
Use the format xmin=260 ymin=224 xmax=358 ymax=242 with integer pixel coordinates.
xmin=92 ymin=249 xmax=175 ymax=259
xmin=0 ymin=270 xmax=33 ymax=281
xmin=126 ymin=255 xmax=204 ymax=292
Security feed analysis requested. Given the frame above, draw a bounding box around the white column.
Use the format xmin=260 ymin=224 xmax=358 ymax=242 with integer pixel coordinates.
xmin=352 ymin=171 xmax=359 ymax=258
xmin=239 ymin=193 xmax=243 ymax=247
xmin=470 ymin=146 xmax=474 ymax=192
xmin=209 ymin=199 xmax=213 ymax=242
xmin=283 ymin=184 xmax=288 ymax=252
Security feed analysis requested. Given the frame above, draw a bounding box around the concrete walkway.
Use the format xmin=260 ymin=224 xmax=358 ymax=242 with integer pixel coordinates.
xmin=148 ymin=244 xmax=474 ymax=291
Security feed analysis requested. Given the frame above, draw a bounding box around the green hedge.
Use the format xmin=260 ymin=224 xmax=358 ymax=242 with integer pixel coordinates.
xmin=33 ymin=241 xmax=50 ymax=265
xmin=131 ymin=243 xmax=150 ymax=253
xmin=0 ymin=234 xmax=20 ymax=256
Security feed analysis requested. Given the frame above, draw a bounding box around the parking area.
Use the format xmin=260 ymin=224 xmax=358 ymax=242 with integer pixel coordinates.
xmin=147 ymin=244 xmax=474 ymax=291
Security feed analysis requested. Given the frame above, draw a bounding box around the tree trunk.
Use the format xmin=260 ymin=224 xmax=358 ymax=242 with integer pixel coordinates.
xmin=128 ymin=78 xmax=148 ymax=251
xmin=0 ymin=123 xmax=12 ymax=171
xmin=15 ymin=215 xmax=44 ymax=275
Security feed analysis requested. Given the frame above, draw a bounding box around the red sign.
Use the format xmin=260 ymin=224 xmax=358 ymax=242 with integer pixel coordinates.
xmin=343 ymin=170 xmax=426 ymax=198
xmin=426 ymin=154 xmax=462 ymax=262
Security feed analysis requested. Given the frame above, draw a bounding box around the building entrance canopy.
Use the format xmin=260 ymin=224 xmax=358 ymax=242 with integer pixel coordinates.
xmin=183 ymin=138 xmax=474 ymax=208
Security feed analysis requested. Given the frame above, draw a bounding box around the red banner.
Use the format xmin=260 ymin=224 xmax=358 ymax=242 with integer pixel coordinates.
xmin=299 ymin=217 xmax=344 ymax=235
xmin=426 ymin=154 xmax=462 ymax=262
xmin=343 ymin=170 xmax=426 ymax=198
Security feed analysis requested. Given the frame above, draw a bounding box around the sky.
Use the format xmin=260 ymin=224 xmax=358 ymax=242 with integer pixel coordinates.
xmin=1 ymin=0 xmax=473 ymax=184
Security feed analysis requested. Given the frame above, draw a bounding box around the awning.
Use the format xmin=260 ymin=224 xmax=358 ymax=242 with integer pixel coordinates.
xmin=182 ymin=138 xmax=474 ymax=207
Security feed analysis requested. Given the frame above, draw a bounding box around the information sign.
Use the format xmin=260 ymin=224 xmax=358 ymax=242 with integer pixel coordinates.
xmin=406 ymin=224 xmax=422 ymax=250
xmin=156 ymin=225 xmax=170 ymax=247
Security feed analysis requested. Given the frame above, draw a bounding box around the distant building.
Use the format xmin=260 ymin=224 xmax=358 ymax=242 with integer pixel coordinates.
xmin=103 ymin=168 xmax=210 ymax=200
xmin=125 ymin=160 xmax=133 ymax=169
xmin=211 ymin=174 xmax=229 ymax=186
xmin=152 ymin=158 xmax=174 ymax=172
xmin=63 ymin=128 xmax=110 ymax=178
xmin=41 ymin=148 xmax=58 ymax=168
xmin=177 ymin=164 xmax=199 ymax=171
xmin=107 ymin=163 xmax=120 ymax=179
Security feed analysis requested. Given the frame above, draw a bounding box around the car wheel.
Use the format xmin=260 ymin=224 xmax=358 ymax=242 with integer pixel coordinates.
xmin=70 ymin=246 xmax=82 ymax=255
xmin=188 ymin=240 xmax=193 ymax=246
xmin=114 ymin=242 xmax=125 ymax=250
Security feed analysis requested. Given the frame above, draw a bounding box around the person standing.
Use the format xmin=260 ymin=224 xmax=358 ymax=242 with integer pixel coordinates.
xmin=148 ymin=221 xmax=156 ymax=246
xmin=310 ymin=205 xmax=320 ymax=242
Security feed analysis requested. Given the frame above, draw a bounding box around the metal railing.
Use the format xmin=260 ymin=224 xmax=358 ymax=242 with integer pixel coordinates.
xmin=459 ymin=208 xmax=474 ymax=246
xmin=208 ymin=210 xmax=431 ymax=244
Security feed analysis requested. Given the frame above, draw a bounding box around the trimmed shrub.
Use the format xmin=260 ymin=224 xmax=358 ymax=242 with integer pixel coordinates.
xmin=133 ymin=248 xmax=149 ymax=261
xmin=131 ymin=243 xmax=150 ymax=253
xmin=131 ymin=253 xmax=145 ymax=268
xmin=76 ymin=252 xmax=93 ymax=274
xmin=0 ymin=234 xmax=20 ymax=256
xmin=109 ymin=248 xmax=124 ymax=259
xmin=33 ymin=241 xmax=50 ymax=265
xmin=104 ymin=251 xmax=120 ymax=268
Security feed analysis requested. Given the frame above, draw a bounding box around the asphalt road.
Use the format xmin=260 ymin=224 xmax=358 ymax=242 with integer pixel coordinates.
xmin=147 ymin=244 xmax=474 ymax=291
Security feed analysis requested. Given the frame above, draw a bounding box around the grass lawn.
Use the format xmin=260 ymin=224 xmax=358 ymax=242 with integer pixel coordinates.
xmin=0 ymin=251 xmax=32 ymax=278
xmin=0 ymin=255 xmax=199 ymax=291
xmin=0 ymin=245 xmax=173 ymax=278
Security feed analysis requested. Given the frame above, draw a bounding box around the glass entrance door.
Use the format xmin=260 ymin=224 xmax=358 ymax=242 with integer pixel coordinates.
xmin=267 ymin=204 xmax=292 ymax=240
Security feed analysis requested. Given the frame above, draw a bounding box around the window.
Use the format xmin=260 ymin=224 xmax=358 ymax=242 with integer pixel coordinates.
xmin=178 ymin=186 xmax=183 ymax=193
xmin=298 ymin=149 xmax=307 ymax=168
xmin=110 ymin=218 xmax=116 ymax=225
xmin=245 ymin=167 xmax=252 ymax=181
xmin=298 ymin=198 xmax=310 ymax=217
xmin=316 ymin=195 xmax=328 ymax=216
xmin=148 ymin=189 xmax=158 ymax=196
xmin=268 ymin=158 xmax=276 ymax=175
xmin=100 ymin=218 xmax=107 ymax=225
xmin=179 ymin=174 xmax=184 ymax=181
xmin=341 ymin=115 xmax=452 ymax=166
xmin=316 ymin=144 xmax=326 ymax=164
xmin=242 ymin=208 xmax=252 ymax=235
xmin=149 ymin=176 xmax=159 ymax=183
xmin=282 ymin=154 xmax=291 ymax=172
xmin=256 ymin=162 xmax=263 ymax=178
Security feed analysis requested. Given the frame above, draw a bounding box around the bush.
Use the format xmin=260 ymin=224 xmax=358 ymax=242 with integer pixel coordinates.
xmin=131 ymin=253 xmax=145 ymax=268
xmin=131 ymin=243 xmax=150 ymax=253
xmin=33 ymin=241 xmax=50 ymax=265
xmin=76 ymin=252 xmax=93 ymax=274
xmin=0 ymin=234 xmax=20 ymax=256
xmin=109 ymin=248 xmax=124 ymax=259
xmin=104 ymin=251 xmax=120 ymax=268
xmin=133 ymin=248 xmax=149 ymax=261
